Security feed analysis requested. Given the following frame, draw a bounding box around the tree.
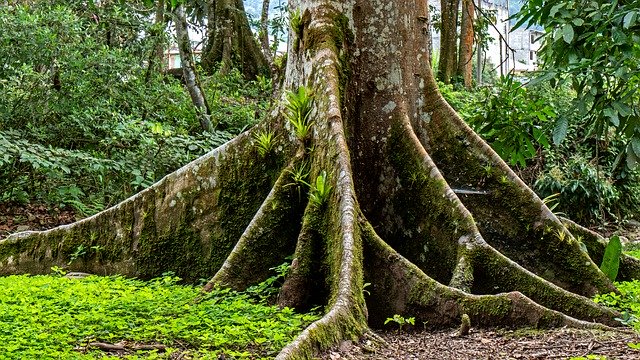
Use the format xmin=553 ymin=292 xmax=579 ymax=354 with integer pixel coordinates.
xmin=457 ymin=0 xmax=474 ymax=89
xmin=515 ymin=0 xmax=640 ymax=167
xmin=438 ymin=0 xmax=460 ymax=83
xmin=201 ymin=0 xmax=269 ymax=79
xmin=172 ymin=3 xmax=214 ymax=132
xmin=2 ymin=1 xmax=640 ymax=359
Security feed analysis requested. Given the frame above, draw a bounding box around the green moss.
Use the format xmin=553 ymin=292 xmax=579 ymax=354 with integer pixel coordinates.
xmin=383 ymin=120 xmax=468 ymax=284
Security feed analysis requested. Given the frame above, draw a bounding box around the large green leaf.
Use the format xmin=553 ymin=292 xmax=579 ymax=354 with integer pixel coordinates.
xmin=600 ymin=235 xmax=622 ymax=282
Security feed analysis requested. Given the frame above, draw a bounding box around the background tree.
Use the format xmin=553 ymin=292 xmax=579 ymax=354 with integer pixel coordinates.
xmin=201 ymin=0 xmax=269 ymax=79
xmin=2 ymin=1 xmax=639 ymax=359
xmin=457 ymin=0 xmax=475 ymax=88
xmin=172 ymin=3 xmax=214 ymax=132
xmin=438 ymin=0 xmax=460 ymax=84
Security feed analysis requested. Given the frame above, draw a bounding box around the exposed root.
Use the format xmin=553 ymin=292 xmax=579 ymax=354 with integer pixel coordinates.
xmin=561 ymin=217 xmax=640 ymax=281
xmin=0 ymin=128 xmax=293 ymax=281
xmin=204 ymin=155 xmax=306 ymax=291
xmin=416 ymin=80 xmax=615 ymax=297
xmin=471 ymin=244 xmax=620 ymax=326
xmin=362 ymin=222 xmax=613 ymax=330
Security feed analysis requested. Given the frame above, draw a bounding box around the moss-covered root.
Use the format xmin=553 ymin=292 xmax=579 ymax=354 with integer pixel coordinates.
xmin=275 ymin=166 xmax=368 ymax=359
xmin=362 ymin=222 xmax=612 ymax=330
xmin=560 ymin=217 xmax=640 ymax=281
xmin=204 ymin=157 xmax=306 ymax=291
xmin=0 ymin=129 xmax=291 ymax=281
xmin=385 ymin=117 xmax=618 ymax=326
xmin=417 ymin=74 xmax=615 ymax=298
xmin=278 ymin=204 xmax=325 ymax=310
xmin=472 ymin=244 xmax=620 ymax=326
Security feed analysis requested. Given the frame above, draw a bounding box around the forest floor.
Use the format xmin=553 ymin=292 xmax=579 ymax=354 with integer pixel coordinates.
xmin=0 ymin=203 xmax=76 ymax=238
xmin=321 ymin=327 xmax=640 ymax=360
xmin=3 ymin=205 xmax=640 ymax=359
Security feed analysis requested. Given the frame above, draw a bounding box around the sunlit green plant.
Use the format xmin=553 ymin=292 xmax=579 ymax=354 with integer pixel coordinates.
xmin=600 ymin=235 xmax=622 ymax=282
xmin=0 ymin=271 xmax=320 ymax=359
xmin=290 ymin=9 xmax=303 ymax=51
xmin=384 ymin=314 xmax=415 ymax=331
xmin=285 ymin=162 xmax=310 ymax=201
xmin=309 ymin=170 xmax=332 ymax=206
xmin=285 ymin=86 xmax=314 ymax=140
xmin=253 ymin=129 xmax=276 ymax=156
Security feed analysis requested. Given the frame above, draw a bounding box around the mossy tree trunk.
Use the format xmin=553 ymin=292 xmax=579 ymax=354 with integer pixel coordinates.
xmin=1 ymin=1 xmax=639 ymax=359
xmin=201 ymin=0 xmax=269 ymax=79
xmin=438 ymin=0 xmax=459 ymax=84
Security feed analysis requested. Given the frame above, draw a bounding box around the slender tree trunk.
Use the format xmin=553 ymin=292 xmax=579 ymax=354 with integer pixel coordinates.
xmin=172 ymin=4 xmax=214 ymax=132
xmin=144 ymin=0 xmax=166 ymax=83
xmin=457 ymin=0 xmax=474 ymax=89
xmin=1 ymin=1 xmax=636 ymax=359
xmin=259 ymin=0 xmax=273 ymax=65
xmin=438 ymin=0 xmax=460 ymax=84
xmin=202 ymin=0 xmax=269 ymax=79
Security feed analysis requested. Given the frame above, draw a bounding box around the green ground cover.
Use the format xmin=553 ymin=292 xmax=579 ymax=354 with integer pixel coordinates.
xmin=0 ymin=272 xmax=319 ymax=359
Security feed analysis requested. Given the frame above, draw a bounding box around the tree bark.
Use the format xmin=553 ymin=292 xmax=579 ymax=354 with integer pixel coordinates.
xmin=202 ymin=0 xmax=269 ymax=79
xmin=259 ymin=0 xmax=273 ymax=66
xmin=457 ymin=0 xmax=474 ymax=89
xmin=172 ymin=4 xmax=214 ymax=133
xmin=0 ymin=1 xmax=631 ymax=359
xmin=438 ymin=0 xmax=460 ymax=84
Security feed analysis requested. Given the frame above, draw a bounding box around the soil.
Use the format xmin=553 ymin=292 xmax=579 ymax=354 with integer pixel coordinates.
xmin=0 ymin=203 xmax=77 ymax=238
xmin=321 ymin=328 xmax=640 ymax=360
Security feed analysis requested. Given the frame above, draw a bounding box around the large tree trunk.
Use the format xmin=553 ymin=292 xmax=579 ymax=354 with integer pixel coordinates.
xmin=201 ymin=0 xmax=269 ymax=79
xmin=457 ymin=0 xmax=474 ymax=89
xmin=438 ymin=0 xmax=459 ymax=84
xmin=1 ymin=1 xmax=638 ymax=359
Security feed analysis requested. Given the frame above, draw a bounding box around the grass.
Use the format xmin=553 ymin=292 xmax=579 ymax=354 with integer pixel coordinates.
xmin=0 ymin=272 xmax=320 ymax=359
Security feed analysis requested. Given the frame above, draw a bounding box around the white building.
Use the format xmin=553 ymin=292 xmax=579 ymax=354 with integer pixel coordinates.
xmin=430 ymin=0 xmax=542 ymax=76
xmin=509 ymin=28 xmax=544 ymax=72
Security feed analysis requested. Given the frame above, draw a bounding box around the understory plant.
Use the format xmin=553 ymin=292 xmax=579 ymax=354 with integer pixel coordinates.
xmin=0 ymin=271 xmax=319 ymax=359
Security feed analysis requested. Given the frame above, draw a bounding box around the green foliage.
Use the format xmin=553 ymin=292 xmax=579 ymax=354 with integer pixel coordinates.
xmin=440 ymin=75 xmax=640 ymax=225
xmin=0 ymin=271 xmax=319 ymax=359
xmin=600 ymin=235 xmax=622 ymax=282
xmin=309 ymin=171 xmax=332 ymax=206
xmin=285 ymin=86 xmax=314 ymax=141
xmin=0 ymin=2 xmax=268 ymax=215
xmin=593 ymin=280 xmax=640 ymax=329
xmin=290 ymin=9 xmax=303 ymax=37
xmin=203 ymin=68 xmax=271 ymax=133
xmin=467 ymin=76 xmax=554 ymax=167
xmin=254 ymin=129 xmax=276 ymax=157
xmin=515 ymin=0 xmax=640 ymax=168
xmin=384 ymin=314 xmax=415 ymax=331
xmin=534 ymin=155 xmax=620 ymax=224
xmin=285 ymin=162 xmax=311 ymax=202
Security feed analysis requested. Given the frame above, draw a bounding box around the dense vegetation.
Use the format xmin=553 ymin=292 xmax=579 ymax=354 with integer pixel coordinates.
xmin=0 ymin=2 xmax=270 ymax=217
xmin=1 ymin=0 xmax=640 ymax=359
xmin=0 ymin=269 xmax=319 ymax=359
xmin=440 ymin=77 xmax=640 ymax=226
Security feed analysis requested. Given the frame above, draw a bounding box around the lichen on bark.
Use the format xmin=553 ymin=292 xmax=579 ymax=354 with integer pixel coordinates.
xmin=0 ymin=0 xmax=634 ymax=359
